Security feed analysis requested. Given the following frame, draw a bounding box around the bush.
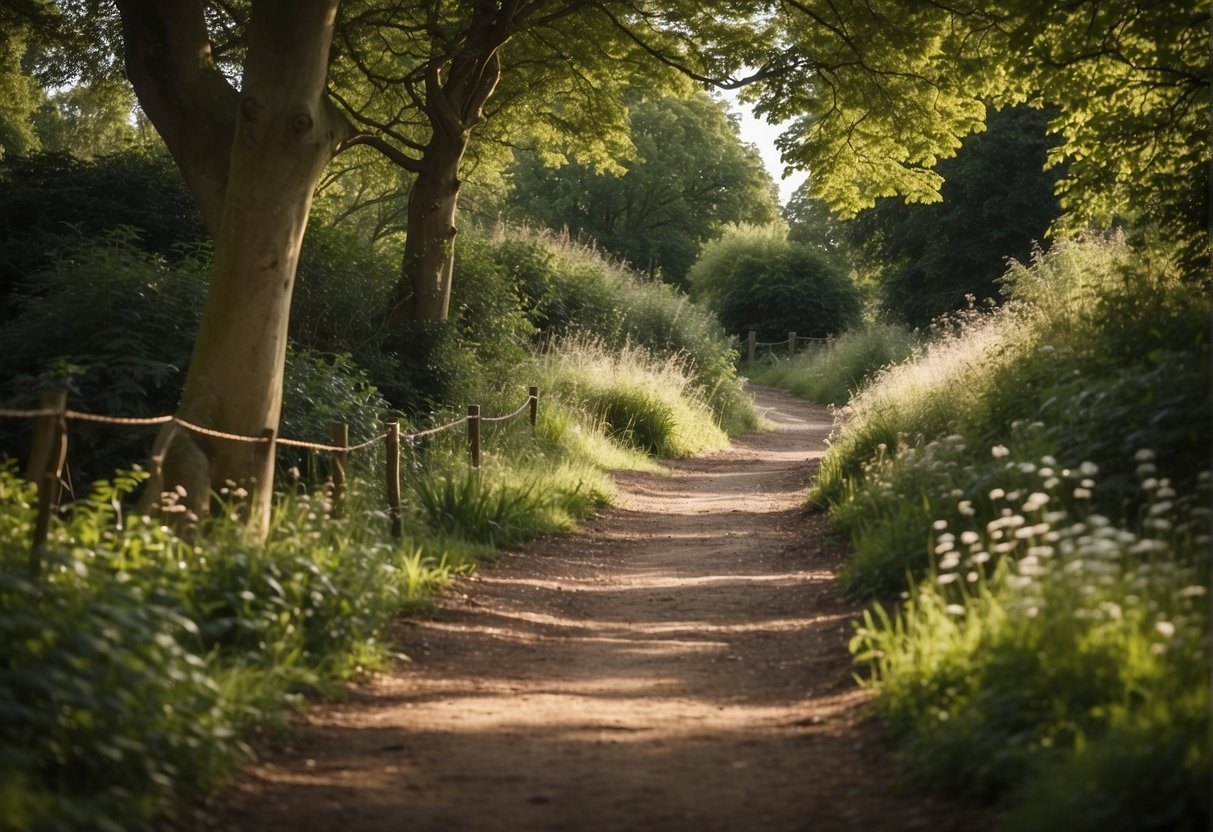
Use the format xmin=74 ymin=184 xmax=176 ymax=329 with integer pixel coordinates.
xmin=688 ymin=224 xmax=863 ymax=341
xmin=0 ymin=150 xmax=205 ymax=313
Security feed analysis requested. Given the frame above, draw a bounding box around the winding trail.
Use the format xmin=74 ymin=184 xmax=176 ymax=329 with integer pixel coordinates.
xmin=194 ymin=385 xmax=979 ymax=831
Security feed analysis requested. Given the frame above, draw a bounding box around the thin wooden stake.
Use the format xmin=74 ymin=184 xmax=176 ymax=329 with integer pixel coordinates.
xmin=27 ymin=389 xmax=68 ymax=578
xmin=747 ymin=331 xmax=757 ymax=364
xmin=528 ymin=386 xmax=539 ymax=431
xmin=331 ymin=422 xmax=349 ymax=517
xmin=788 ymin=331 xmax=797 ymax=358
xmin=467 ymin=405 xmax=481 ymax=469
xmin=385 ymin=420 xmax=402 ymax=538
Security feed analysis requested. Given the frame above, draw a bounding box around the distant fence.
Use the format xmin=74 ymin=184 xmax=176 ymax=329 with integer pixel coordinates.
xmin=1 ymin=386 xmax=540 ymax=575
xmin=743 ymin=330 xmax=832 ymax=362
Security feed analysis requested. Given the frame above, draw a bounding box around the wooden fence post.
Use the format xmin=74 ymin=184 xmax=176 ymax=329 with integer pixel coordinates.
xmin=27 ymin=389 xmax=68 ymax=578
xmin=747 ymin=331 xmax=756 ymax=363
xmin=331 ymin=422 xmax=349 ymax=517
xmin=467 ymin=405 xmax=481 ymax=469
xmin=528 ymin=386 xmax=539 ymax=431
xmin=385 ymin=420 xmax=402 ymax=539
xmin=788 ymin=331 xmax=797 ymax=358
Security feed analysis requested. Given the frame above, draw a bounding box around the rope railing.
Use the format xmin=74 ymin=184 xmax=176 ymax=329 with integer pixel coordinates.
xmin=3 ymin=385 xmax=542 ymax=572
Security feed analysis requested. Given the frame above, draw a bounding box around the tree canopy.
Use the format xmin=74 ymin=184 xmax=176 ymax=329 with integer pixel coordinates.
xmin=505 ymin=91 xmax=780 ymax=286
xmin=755 ymin=0 xmax=1209 ymax=268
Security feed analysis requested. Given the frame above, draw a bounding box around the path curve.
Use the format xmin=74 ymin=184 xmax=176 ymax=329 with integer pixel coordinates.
xmin=194 ymin=385 xmax=978 ymax=831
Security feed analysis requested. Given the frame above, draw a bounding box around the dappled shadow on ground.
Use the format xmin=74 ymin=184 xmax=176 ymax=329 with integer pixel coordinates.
xmin=183 ymin=386 xmax=984 ymax=832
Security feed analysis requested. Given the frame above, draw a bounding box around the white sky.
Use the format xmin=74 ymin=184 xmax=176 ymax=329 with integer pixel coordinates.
xmin=719 ymin=91 xmax=808 ymax=206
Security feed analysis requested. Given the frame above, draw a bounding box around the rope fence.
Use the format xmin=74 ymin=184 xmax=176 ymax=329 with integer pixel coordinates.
xmin=2 ymin=385 xmax=541 ymax=574
xmin=743 ymin=330 xmax=834 ymax=362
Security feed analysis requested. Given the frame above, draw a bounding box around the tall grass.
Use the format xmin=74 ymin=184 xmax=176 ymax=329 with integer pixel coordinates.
xmin=822 ymin=234 xmax=1210 ymax=827
xmin=532 ymin=334 xmax=731 ymax=459
xmin=750 ymin=323 xmax=919 ymax=405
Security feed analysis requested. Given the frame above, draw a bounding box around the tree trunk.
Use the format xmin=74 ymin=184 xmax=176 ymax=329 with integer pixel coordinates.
xmin=391 ymin=140 xmax=468 ymax=322
xmin=116 ymin=0 xmax=238 ymax=235
xmin=138 ymin=0 xmax=345 ymax=541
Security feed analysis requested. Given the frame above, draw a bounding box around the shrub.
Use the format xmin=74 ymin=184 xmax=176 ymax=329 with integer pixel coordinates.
xmin=688 ymin=224 xmax=863 ymax=341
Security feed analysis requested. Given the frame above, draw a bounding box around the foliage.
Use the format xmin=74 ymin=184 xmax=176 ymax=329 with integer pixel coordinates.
xmin=815 ymin=236 xmax=1210 ymax=593
xmin=750 ymin=324 xmax=918 ymax=406
xmin=505 ymin=91 xmax=780 ymax=287
xmin=0 ymin=233 xmax=389 ymax=485
xmin=755 ymin=1 xmax=1210 ymax=271
xmin=813 ymin=234 xmax=1210 ymax=822
xmin=688 ymin=224 xmax=863 ymax=341
xmin=0 ymin=150 xmax=205 ymax=310
xmin=489 ymin=227 xmax=757 ymax=435
xmin=0 ymin=25 xmax=42 ymax=159
xmin=850 ymin=457 xmax=1209 ymax=827
xmin=31 ymin=78 xmax=153 ymax=159
xmin=824 ymin=106 xmax=1062 ymax=328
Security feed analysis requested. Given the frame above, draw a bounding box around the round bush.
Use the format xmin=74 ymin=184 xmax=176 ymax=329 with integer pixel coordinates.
xmin=715 ymin=244 xmax=863 ymax=340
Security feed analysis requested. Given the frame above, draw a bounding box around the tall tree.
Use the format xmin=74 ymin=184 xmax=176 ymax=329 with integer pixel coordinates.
xmin=791 ymin=105 xmax=1063 ymax=328
xmin=114 ymin=0 xmax=355 ymax=537
xmin=505 ymin=91 xmax=779 ymax=286
xmin=326 ymin=2 xmax=779 ymax=320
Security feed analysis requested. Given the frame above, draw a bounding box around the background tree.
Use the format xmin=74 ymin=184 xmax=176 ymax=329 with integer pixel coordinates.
xmin=753 ymin=1 xmax=1209 ymax=272
xmin=505 ymin=91 xmax=779 ymax=287
xmin=789 ymin=105 xmax=1062 ymax=328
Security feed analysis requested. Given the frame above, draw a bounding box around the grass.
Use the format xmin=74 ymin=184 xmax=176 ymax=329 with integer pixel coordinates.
xmin=749 ymin=323 xmax=919 ymax=406
xmin=821 ymin=234 xmax=1211 ymax=827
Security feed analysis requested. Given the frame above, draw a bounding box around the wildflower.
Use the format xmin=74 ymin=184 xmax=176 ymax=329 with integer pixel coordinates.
xmin=1178 ymin=585 xmax=1207 ymax=598
xmin=1141 ymin=477 xmax=1159 ymax=491
xmin=991 ymin=445 xmax=1010 ymax=459
xmin=960 ymin=530 xmax=981 ymax=546
xmin=989 ymin=488 xmax=1006 ymax=501
xmin=1039 ymin=467 xmax=1055 ymax=478
xmin=1023 ymin=492 xmax=1050 ymax=512
xmin=971 ymin=552 xmax=990 ymax=564
xmin=1018 ymin=462 xmax=1037 ymax=475
xmin=939 ymin=552 xmax=961 ymax=571
xmin=1073 ymin=487 xmax=1092 ymax=499
xmin=1134 ymin=449 xmax=1156 ymax=462
xmin=966 ymin=571 xmax=980 ymax=583
xmin=944 ymin=604 xmax=967 ymax=616
xmin=1079 ymin=461 xmax=1099 ymax=476
xmin=933 ymin=519 xmax=948 ymax=531
xmin=1155 ymin=621 xmax=1176 ymax=638
xmin=937 ymin=573 xmax=960 ymax=585
xmin=1137 ymin=463 xmax=1158 ymax=478
xmin=958 ymin=500 xmax=975 ymax=517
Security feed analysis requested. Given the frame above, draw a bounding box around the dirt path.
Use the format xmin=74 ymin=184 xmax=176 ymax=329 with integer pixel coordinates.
xmin=193 ymin=385 xmax=979 ymax=831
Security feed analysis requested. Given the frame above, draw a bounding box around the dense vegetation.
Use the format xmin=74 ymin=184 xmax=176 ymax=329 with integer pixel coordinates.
xmin=0 ymin=148 xmax=757 ymax=829
xmin=764 ymin=236 xmax=1209 ymax=829
xmin=1 ymin=1 xmax=1208 ymax=830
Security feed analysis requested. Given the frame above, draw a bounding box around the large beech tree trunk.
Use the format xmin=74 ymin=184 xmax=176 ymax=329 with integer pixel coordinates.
xmin=121 ymin=0 xmax=346 ymax=540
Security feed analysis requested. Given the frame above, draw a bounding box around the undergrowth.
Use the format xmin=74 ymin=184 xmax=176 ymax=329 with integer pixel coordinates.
xmin=819 ymin=234 xmax=1211 ymax=827
xmin=750 ymin=323 xmax=919 ymax=406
